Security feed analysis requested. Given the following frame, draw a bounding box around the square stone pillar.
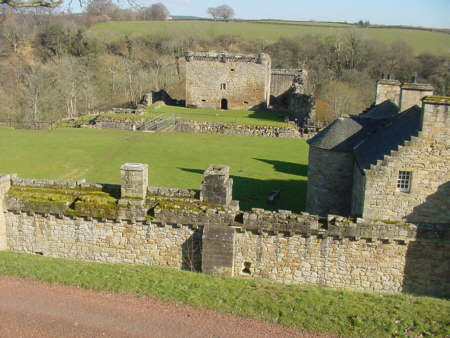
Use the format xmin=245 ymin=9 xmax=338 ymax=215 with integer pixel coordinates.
xmin=120 ymin=163 xmax=148 ymax=200
xmin=200 ymin=165 xmax=233 ymax=206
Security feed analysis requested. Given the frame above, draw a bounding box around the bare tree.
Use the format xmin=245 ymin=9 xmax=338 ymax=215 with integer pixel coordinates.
xmin=0 ymin=0 xmax=62 ymax=8
xmin=207 ymin=7 xmax=218 ymax=21
xmin=207 ymin=4 xmax=234 ymax=21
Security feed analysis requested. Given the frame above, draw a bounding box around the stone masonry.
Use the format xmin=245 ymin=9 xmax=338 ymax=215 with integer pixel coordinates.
xmin=1 ymin=165 xmax=449 ymax=296
xmin=0 ymin=175 xmax=10 ymax=250
xmin=120 ymin=163 xmax=148 ymax=200
xmin=376 ymin=79 xmax=401 ymax=106
xmin=184 ymin=52 xmax=271 ymax=110
xmin=360 ymin=97 xmax=449 ymax=223
xmin=200 ymin=165 xmax=233 ymax=206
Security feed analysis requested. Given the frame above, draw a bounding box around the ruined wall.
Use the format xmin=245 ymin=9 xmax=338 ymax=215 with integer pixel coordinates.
xmin=185 ymin=52 xmax=271 ymax=110
xmin=174 ymin=120 xmax=301 ymax=138
xmin=375 ymin=80 xmax=401 ymax=106
xmin=270 ymin=69 xmax=304 ymax=98
xmin=362 ymin=101 xmax=449 ymax=223
xmin=306 ymin=148 xmax=354 ymax=216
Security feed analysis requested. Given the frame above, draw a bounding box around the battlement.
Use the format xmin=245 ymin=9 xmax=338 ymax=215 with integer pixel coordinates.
xmin=184 ymin=51 xmax=269 ymax=64
xmin=1 ymin=164 xmax=448 ymax=296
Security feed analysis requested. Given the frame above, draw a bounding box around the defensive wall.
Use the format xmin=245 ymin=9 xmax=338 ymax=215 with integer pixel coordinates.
xmin=0 ymin=165 xmax=448 ymax=297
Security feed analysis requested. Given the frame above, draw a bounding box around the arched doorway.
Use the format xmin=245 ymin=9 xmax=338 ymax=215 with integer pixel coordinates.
xmin=221 ymin=98 xmax=228 ymax=110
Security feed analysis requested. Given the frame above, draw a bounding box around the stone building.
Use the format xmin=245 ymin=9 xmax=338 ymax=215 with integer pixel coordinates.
xmin=306 ymin=80 xmax=449 ymax=224
xmin=184 ymin=51 xmax=271 ymax=110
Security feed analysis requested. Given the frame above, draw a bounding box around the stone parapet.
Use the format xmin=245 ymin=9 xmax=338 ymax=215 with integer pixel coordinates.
xmin=184 ymin=51 xmax=269 ymax=64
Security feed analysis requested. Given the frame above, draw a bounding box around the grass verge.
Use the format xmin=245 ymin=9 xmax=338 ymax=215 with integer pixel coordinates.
xmin=0 ymin=251 xmax=448 ymax=337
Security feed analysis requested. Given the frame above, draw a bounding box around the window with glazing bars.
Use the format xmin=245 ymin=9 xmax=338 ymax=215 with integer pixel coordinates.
xmin=397 ymin=171 xmax=412 ymax=192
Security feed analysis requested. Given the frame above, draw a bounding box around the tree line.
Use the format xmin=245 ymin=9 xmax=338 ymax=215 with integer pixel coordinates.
xmin=0 ymin=6 xmax=448 ymax=124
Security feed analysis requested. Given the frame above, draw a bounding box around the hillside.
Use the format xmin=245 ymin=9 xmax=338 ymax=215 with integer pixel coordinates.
xmin=88 ymin=20 xmax=450 ymax=55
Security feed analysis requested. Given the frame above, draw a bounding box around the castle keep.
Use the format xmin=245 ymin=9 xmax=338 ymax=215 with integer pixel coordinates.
xmin=184 ymin=52 xmax=271 ymax=110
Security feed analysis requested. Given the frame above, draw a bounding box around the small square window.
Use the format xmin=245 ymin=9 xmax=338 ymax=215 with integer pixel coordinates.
xmin=397 ymin=171 xmax=412 ymax=192
xmin=220 ymin=83 xmax=226 ymax=90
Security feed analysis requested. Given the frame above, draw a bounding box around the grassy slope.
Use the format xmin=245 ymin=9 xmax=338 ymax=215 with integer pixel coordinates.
xmin=88 ymin=20 xmax=450 ymax=55
xmin=0 ymin=127 xmax=308 ymax=212
xmin=0 ymin=251 xmax=448 ymax=337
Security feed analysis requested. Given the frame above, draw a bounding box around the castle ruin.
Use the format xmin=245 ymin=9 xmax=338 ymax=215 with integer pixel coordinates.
xmin=184 ymin=52 xmax=271 ymax=110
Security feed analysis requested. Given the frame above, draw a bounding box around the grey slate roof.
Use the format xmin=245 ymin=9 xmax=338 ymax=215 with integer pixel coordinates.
xmin=307 ymin=116 xmax=383 ymax=152
xmin=308 ymin=100 xmax=422 ymax=174
xmin=353 ymin=106 xmax=421 ymax=171
xmin=359 ymin=100 xmax=400 ymax=120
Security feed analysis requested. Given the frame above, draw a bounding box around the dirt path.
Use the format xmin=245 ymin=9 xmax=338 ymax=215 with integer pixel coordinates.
xmin=0 ymin=276 xmax=329 ymax=338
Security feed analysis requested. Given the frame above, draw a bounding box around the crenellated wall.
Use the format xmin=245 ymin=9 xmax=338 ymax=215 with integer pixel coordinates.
xmin=1 ymin=165 xmax=448 ymax=297
xmin=0 ymin=175 xmax=11 ymax=250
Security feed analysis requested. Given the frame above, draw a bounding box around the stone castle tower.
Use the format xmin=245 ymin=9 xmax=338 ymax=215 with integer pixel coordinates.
xmin=184 ymin=52 xmax=271 ymax=110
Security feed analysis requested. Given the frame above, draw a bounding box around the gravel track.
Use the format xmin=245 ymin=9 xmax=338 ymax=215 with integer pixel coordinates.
xmin=0 ymin=276 xmax=331 ymax=338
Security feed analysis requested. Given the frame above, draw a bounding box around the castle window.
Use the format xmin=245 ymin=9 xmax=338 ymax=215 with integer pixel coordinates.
xmin=397 ymin=171 xmax=412 ymax=192
xmin=220 ymin=83 xmax=226 ymax=90
xmin=231 ymin=68 xmax=235 ymax=71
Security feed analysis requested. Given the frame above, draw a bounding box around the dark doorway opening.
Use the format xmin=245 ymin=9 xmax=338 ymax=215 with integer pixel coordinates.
xmin=221 ymin=98 xmax=228 ymax=110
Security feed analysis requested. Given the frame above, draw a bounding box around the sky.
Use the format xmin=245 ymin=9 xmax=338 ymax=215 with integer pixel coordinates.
xmin=134 ymin=0 xmax=450 ymax=28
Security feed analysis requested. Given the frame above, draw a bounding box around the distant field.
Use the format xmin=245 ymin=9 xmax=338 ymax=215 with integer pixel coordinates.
xmin=0 ymin=128 xmax=308 ymax=212
xmin=88 ymin=20 xmax=450 ymax=55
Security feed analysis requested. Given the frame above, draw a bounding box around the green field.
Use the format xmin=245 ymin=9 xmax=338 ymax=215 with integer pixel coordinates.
xmin=89 ymin=20 xmax=450 ymax=55
xmin=0 ymin=127 xmax=308 ymax=212
xmin=0 ymin=252 xmax=448 ymax=337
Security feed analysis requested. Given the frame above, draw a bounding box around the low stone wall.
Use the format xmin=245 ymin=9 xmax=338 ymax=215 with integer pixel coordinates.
xmin=174 ymin=120 xmax=301 ymax=138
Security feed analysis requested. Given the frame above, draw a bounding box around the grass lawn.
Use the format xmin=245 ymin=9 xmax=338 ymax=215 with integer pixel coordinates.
xmin=88 ymin=20 xmax=450 ymax=56
xmin=150 ymin=105 xmax=288 ymax=127
xmin=0 ymin=251 xmax=448 ymax=337
xmin=0 ymin=127 xmax=307 ymax=212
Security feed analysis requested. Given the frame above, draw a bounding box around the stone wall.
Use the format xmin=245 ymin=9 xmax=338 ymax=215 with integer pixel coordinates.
xmin=233 ymin=227 xmax=448 ymax=296
xmin=0 ymin=175 xmax=10 ymax=250
xmin=184 ymin=52 xmax=271 ymax=110
xmin=5 ymin=212 xmax=201 ymax=270
xmin=174 ymin=120 xmax=301 ymax=138
xmin=306 ymin=148 xmax=354 ymax=216
xmin=375 ymin=79 xmax=401 ymax=106
xmin=400 ymin=83 xmax=434 ymax=111
xmin=362 ymin=135 xmax=449 ymax=223
xmin=2 ymin=164 xmax=449 ymax=296
xmin=270 ymin=69 xmax=304 ymax=98
xmin=361 ymin=100 xmax=449 ymax=223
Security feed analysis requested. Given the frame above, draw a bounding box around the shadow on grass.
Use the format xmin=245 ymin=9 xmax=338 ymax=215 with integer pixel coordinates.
xmin=254 ymin=158 xmax=308 ymax=177
xmin=179 ymin=167 xmax=307 ymax=213
xmin=247 ymin=109 xmax=287 ymax=123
